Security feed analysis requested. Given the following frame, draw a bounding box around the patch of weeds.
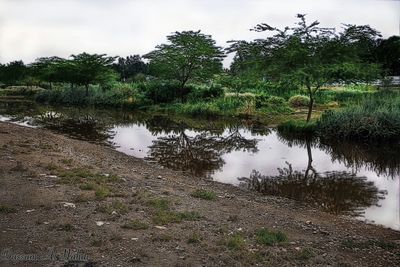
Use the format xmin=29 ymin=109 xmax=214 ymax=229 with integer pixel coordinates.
xmin=190 ymin=189 xmax=217 ymax=200
xmin=226 ymin=233 xmax=246 ymax=250
xmin=178 ymin=211 xmax=201 ymax=221
xmin=97 ymin=200 xmax=128 ymax=214
xmin=297 ymin=248 xmax=314 ymax=260
xmin=90 ymin=239 xmax=105 ymax=247
xmin=95 ymin=186 xmax=110 ymax=200
xmin=75 ymin=193 xmax=94 ymax=203
xmin=255 ymin=228 xmax=288 ymax=246
xmin=0 ymin=205 xmax=17 ymax=214
xmin=147 ymin=198 xmax=170 ymax=210
xmin=46 ymin=163 xmax=58 ymax=172
xmin=79 ymin=182 xmax=96 ymax=191
xmin=121 ymin=219 xmax=149 ymax=230
xmin=152 ymin=210 xmax=201 ymax=225
xmin=187 ymin=232 xmax=202 ymax=244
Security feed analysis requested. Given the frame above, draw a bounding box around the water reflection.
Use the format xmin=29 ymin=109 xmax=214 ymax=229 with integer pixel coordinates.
xmin=239 ymin=166 xmax=386 ymax=216
xmin=145 ymin=125 xmax=259 ymax=176
xmin=0 ymin=100 xmax=399 ymax=229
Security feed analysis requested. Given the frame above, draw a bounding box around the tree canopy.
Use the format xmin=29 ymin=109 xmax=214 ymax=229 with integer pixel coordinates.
xmin=144 ymin=30 xmax=225 ymax=87
xmin=228 ymin=14 xmax=382 ymax=121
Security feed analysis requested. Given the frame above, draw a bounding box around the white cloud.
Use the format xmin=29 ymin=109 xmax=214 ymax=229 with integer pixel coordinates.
xmin=0 ymin=0 xmax=398 ymax=66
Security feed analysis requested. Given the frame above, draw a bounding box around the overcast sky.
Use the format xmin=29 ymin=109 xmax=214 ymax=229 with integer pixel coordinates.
xmin=0 ymin=0 xmax=399 ymax=66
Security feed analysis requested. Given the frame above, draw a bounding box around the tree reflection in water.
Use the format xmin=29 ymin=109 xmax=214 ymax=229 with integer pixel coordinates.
xmin=146 ymin=125 xmax=259 ymax=177
xmin=239 ymin=135 xmax=387 ymax=216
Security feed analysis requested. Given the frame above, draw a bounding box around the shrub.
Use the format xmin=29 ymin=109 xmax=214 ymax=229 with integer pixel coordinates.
xmin=288 ymin=95 xmax=310 ymax=107
xmin=188 ymin=84 xmax=224 ymax=100
xmin=255 ymin=228 xmax=288 ymax=246
xmin=138 ymin=80 xmax=192 ymax=104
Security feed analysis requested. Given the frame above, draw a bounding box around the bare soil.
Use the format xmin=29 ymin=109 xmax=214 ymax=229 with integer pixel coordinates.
xmin=0 ymin=122 xmax=399 ymax=267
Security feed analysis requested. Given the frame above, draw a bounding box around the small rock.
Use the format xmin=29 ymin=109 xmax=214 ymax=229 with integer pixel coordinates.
xmin=306 ymin=220 xmax=312 ymax=224
xmin=96 ymin=221 xmax=105 ymax=226
xmin=131 ymin=238 xmax=139 ymax=241
xmin=62 ymin=202 xmax=76 ymax=208
xmin=157 ymin=175 xmax=162 ymax=179
xmin=26 ymin=209 xmax=35 ymax=213
xmin=295 ymin=247 xmax=301 ymax=251
xmin=155 ymin=226 xmax=167 ymax=230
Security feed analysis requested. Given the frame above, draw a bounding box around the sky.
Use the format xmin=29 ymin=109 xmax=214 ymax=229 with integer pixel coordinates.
xmin=0 ymin=0 xmax=399 ymax=67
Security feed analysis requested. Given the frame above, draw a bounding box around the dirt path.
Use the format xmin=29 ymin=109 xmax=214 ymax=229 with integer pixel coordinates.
xmin=0 ymin=121 xmax=399 ymax=267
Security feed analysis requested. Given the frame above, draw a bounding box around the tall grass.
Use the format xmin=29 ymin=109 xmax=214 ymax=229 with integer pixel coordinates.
xmin=318 ymin=91 xmax=400 ymax=142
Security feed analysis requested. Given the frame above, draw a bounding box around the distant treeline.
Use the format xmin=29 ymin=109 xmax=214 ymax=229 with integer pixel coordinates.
xmin=0 ymin=14 xmax=399 ymax=122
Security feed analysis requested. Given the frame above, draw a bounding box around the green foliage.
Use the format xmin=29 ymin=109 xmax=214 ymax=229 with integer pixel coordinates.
xmin=317 ymin=91 xmax=400 ymax=142
xmin=121 ymin=220 xmax=149 ymax=230
xmin=144 ymin=30 xmax=225 ymax=87
xmin=288 ymin=95 xmax=310 ymax=108
xmin=226 ymin=233 xmax=246 ymax=250
xmin=278 ymin=120 xmax=317 ymax=137
xmin=255 ymin=228 xmax=288 ymax=246
xmin=187 ymin=84 xmax=224 ymax=100
xmin=138 ymin=80 xmax=192 ymax=103
xmin=190 ymin=189 xmax=217 ymax=200
xmin=0 ymin=205 xmax=17 ymax=214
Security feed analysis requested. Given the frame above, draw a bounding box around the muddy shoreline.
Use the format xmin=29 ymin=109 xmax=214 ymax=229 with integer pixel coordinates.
xmin=0 ymin=121 xmax=399 ymax=266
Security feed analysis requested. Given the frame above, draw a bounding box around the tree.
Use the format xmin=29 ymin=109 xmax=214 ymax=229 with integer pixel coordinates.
xmin=113 ymin=55 xmax=147 ymax=82
xmin=0 ymin=60 xmax=28 ymax=86
xmin=374 ymin=36 xmax=400 ymax=76
xmin=30 ymin=57 xmax=65 ymax=89
xmin=232 ymin=14 xmax=381 ymax=122
xmin=70 ymin=53 xmax=117 ymax=96
xmin=144 ymin=30 xmax=225 ymax=87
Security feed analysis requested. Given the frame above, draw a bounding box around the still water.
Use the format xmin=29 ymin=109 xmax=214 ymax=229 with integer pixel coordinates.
xmin=1 ymin=100 xmax=399 ymax=230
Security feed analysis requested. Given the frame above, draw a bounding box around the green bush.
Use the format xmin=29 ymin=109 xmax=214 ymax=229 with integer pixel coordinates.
xmin=288 ymin=95 xmax=310 ymax=108
xmin=255 ymin=228 xmax=288 ymax=246
xmin=188 ymin=84 xmax=224 ymax=100
xmin=138 ymin=80 xmax=192 ymax=104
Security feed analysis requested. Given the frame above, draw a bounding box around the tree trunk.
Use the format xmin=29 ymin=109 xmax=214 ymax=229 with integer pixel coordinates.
xmin=306 ymin=97 xmax=314 ymax=123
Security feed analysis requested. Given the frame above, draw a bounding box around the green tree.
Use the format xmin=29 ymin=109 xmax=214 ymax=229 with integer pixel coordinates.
xmin=144 ymin=30 xmax=225 ymax=88
xmin=70 ymin=53 xmax=117 ymax=96
xmin=0 ymin=60 xmax=28 ymax=86
xmin=30 ymin=57 xmax=65 ymax=89
xmin=374 ymin=36 xmax=400 ymax=76
xmin=113 ymin=55 xmax=147 ymax=82
xmin=248 ymin=14 xmax=381 ymax=122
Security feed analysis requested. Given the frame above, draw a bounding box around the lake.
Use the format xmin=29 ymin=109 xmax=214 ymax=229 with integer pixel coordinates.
xmin=1 ymin=100 xmax=399 ymax=230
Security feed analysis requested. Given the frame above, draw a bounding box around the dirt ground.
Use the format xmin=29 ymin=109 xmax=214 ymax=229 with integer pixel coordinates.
xmin=0 ymin=121 xmax=399 ymax=267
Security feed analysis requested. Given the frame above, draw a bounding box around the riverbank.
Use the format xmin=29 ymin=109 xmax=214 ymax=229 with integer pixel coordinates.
xmin=1 ymin=122 xmax=399 ymax=266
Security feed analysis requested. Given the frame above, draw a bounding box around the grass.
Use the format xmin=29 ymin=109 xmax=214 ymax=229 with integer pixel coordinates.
xmin=152 ymin=210 xmax=201 ymax=225
xmin=297 ymin=248 xmax=314 ymax=260
xmin=255 ymin=228 xmax=288 ymax=246
xmin=0 ymin=205 xmax=17 ymax=214
xmin=190 ymin=189 xmax=217 ymax=200
xmin=226 ymin=233 xmax=246 ymax=250
xmin=187 ymin=232 xmax=202 ymax=244
xmin=95 ymin=186 xmax=111 ymax=200
xmin=97 ymin=200 xmax=128 ymax=214
xmin=317 ymin=91 xmax=400 ymax=142
xmin=277 ymin=120 xmax=317 ymax=137
xmin=121 ymin=219 xmax=149 ymax=230
xmin=145 ymin=197 xmax=201 ymax=225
